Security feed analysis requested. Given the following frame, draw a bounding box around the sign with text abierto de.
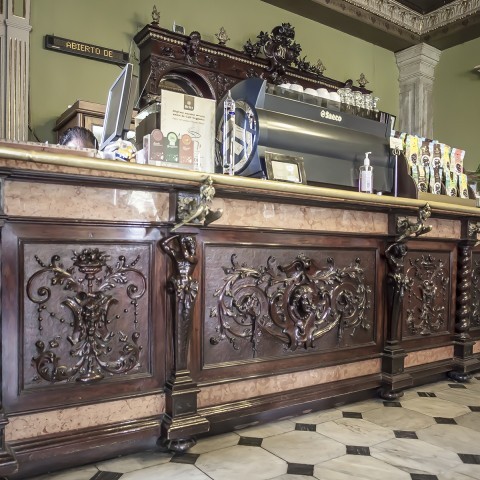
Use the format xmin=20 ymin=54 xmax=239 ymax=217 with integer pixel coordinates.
xmin=44 ymin=35 xmax=129 ymax=65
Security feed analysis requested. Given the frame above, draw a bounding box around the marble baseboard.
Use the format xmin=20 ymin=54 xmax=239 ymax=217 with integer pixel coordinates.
xmin=6 ymin=393 xmax=165 ymax=441
xmin=198 ymin=359 xmax=381 ymax=408
xmin=404 ymin=346 xmax=454 ymax=368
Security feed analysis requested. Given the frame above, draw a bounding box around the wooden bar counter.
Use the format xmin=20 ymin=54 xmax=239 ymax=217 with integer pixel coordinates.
xmin=0 ymin=143 xmax=479 ymax=478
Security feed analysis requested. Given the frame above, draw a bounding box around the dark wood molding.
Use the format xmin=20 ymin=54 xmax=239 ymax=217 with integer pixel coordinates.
xmin=133 ymin=22 xmax=369 ymax=108
xmin=7 ymin=417 xmax=161 ymax=480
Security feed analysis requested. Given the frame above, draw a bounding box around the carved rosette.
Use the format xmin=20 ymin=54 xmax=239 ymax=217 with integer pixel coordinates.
xmin=210 ymin=253 xmax=371 ymax=353
xmin=405 ymin=254 xmax=449 ymax=336
xmin=27 ymin=248 xmax=146 ymax=383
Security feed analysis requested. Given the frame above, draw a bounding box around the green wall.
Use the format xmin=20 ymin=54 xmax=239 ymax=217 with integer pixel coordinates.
xmin=30 ymin=0 xmax=399 ymax=143
xmin=433 ymin=37 xmax=480 ymax=172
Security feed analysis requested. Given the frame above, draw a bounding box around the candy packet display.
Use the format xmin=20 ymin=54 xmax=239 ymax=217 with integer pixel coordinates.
xmin=451 ymin=147 xmax=465 ymax=176
xmin=420 ymin=140 xmax=432 ymax=190
xmin=459 ymin=173 xmax=470 ymax=199
xmin=430 ymin=142 xmax=442 ymax=194
xmin=405 ymin=135 xmax=420 ymax=173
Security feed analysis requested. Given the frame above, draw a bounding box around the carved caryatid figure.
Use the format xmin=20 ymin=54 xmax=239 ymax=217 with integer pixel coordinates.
xmin=161 ymin=234 xmax=198 ymax=278
xmin=160 ymin=234 xmax=199 ymax=371
xmin=384 ymin=204 xmax=432 ymax=345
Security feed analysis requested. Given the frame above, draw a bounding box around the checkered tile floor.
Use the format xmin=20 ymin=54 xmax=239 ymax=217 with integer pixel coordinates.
xmin=28 ymin=377 xmax=480 ymax=479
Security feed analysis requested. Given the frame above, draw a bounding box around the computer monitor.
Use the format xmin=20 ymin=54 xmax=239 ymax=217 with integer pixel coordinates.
xmin=99 ymin=63 xmax=137 ymax=151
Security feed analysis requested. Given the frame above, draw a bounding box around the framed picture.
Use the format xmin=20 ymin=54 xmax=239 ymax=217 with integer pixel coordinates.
xmin=173 ymin=22 xmax=185 ymax=35
xmin=389 ymin=114 xmax=396 ymax=133
xmin=264 ymin=151 xmax=307 ymax=184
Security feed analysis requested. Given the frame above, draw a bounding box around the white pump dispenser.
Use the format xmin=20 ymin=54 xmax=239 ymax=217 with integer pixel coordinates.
xmin=359 ymin=151 xmax=373 ymax=193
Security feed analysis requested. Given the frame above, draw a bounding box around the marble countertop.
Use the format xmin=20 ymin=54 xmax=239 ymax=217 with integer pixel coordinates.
xmin=0 ymin=142 xmax=478 ymax=217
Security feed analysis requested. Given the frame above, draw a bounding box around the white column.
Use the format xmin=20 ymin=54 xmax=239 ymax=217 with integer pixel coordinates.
xmin=0 ymin=0 xmax=31 ymax=141
xmin=395 ymin=43 xmax=441 ymax=139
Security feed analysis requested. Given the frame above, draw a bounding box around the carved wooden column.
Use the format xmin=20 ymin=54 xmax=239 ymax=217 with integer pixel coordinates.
xmin=448 ymin=220 xmax=480 ymax=381
xmin=0 ymin=219 xmax=18 ymax=477
xmin=0 ymin=0 xmax=31 ymax=140
xmin=158 ymin=179 xmax=223 ymax=451
xmin=159 ymin=233 xmax=209 ymax=452
xmin=381 ymin=204 xmax=432 ymax=399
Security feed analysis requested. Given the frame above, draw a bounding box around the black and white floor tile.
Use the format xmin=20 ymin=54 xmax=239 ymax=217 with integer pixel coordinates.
xmin=27 ymin=377 xmax=480 ymax=480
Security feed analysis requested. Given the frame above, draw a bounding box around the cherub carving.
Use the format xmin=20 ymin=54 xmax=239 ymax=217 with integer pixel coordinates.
xmin=396 ymin=203 xmax=432 ymax=243
xmin=172 ymin=177 xmax=223 ymax=232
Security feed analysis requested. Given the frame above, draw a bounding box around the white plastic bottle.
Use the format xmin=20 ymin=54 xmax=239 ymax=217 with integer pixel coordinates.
xmin=359 ymin=151 xmax=373 ymax=193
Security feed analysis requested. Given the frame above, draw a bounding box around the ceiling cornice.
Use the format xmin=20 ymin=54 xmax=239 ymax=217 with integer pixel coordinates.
xmin=263 ymin=0 xmax=480 ymax=51
xmin=342 ymin=0 xmax=479 ymax=35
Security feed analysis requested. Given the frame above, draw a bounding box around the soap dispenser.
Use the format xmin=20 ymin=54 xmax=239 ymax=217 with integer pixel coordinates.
xmin=359 ymin=151 xmax=373 ymax=194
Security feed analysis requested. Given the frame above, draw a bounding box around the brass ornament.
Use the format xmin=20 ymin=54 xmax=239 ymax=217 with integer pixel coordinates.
xmin=172 ymin=177 xmax=223 ymax=231
xmin=215 ymin=27 xmax=230 ymax=46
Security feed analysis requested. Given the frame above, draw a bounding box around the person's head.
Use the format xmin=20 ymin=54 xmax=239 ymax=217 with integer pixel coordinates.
xmin=59 ymin=127 xmax=98 ymax=149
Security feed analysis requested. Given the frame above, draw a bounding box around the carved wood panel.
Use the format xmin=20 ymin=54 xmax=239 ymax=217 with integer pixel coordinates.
xmin=471 ymin=251 xmax=480 ymax=334
xmin=24 ymin=243 xmax=149 ymax=387
xmin=2 ymin=223 xmax=166 ymax=414
xmin=401 ymin=247 xmax=454 ymax=340
xmin=202 ymin=244 xmax=377 ymax=367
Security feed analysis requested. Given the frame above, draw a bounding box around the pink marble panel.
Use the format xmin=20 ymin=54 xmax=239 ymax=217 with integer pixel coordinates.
xmin=404 ymin=346 xmax=454 ymax=368
xmin=4 ymin=181 xmax=170 ymax=221
xmin=404 ymin=216 xmax=461 ymax=240
xmin=473 ymin=341 xmax=480 ymax=354
xmin=424 ymin=218 xmax=461 ymax=239
xmin=212 ymin=198 xmax=388 ymax=234
xmin=6 ymin=393 xmax=165 ymax=441
xmin=198 ymin=359 xmax=381 ymax=408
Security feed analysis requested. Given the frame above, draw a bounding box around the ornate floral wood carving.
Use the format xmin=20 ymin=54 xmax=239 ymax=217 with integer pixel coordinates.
xmin=27 ymin=248 xmax=146 ymax=383
xmin=404 ymin=254 xmax=449 ymax=336
xmin=243 ymin=23 xmax=325 ymax=84
xmin=467 ymin=221 xmax=480 ymax=329
xmin=207 ymin=72 xmax=238 ymax=99
xmin=210 ymin=253 xmax=371 ymax=353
